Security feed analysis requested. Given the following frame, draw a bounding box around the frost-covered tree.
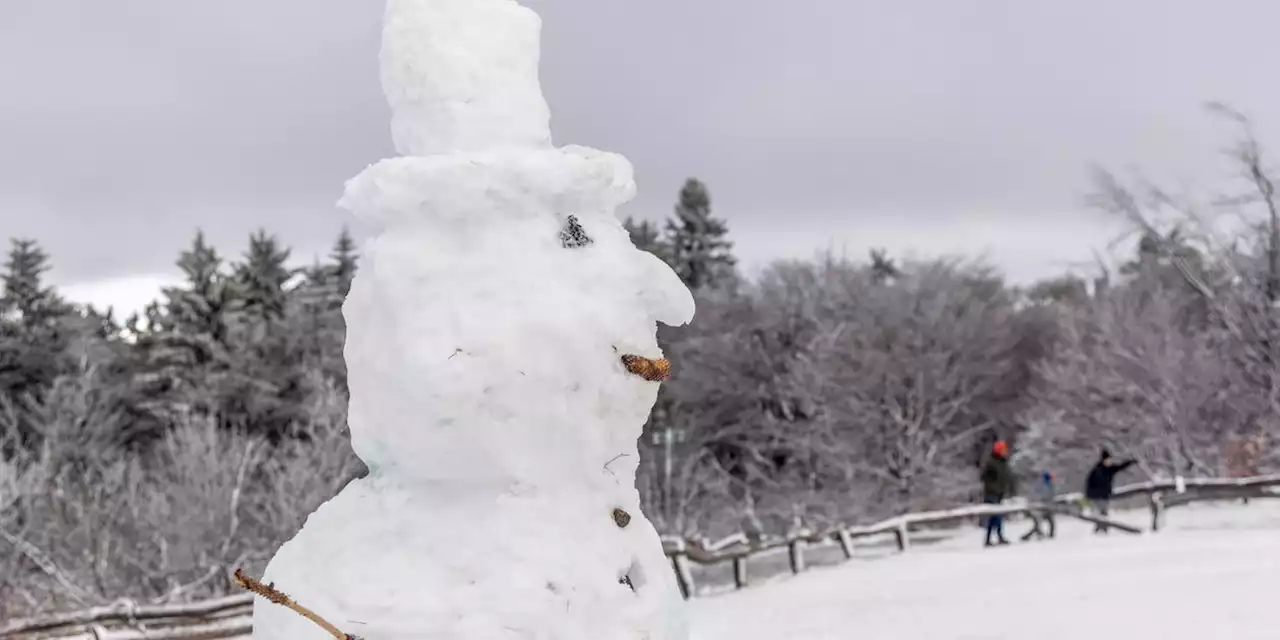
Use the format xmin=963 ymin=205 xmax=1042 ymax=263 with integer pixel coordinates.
xmin=811 ymin=261 xmax=1022 ymax=510
xmin=663 ymin=178 xmax=736 ymax=291
xmin=1025 ymin=281 xmax=1233 ymax=481
xmin=657 ymin=256 xmax=1030 ymax=532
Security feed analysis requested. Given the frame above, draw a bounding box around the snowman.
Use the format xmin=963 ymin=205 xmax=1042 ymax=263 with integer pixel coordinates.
xmin=246 ymin=0 xmax=696 ymax=638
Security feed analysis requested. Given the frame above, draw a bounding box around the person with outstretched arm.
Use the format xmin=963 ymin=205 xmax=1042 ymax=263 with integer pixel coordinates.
xmin=1084 ymin=448 xmax=1137 ymax=534
xmin=980 ymin=440 xmax=1016 ymax=547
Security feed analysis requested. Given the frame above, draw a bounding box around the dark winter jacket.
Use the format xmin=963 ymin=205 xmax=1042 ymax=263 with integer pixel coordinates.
xmin=1085 ymin=458 xmax=1136 ymax=500
xmin=980 ymin=455 xmax=1016 ymax=503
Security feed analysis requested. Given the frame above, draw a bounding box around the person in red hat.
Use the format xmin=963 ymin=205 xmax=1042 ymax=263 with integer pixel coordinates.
xmin=979 ymin=440 xmax=1016 ymax=546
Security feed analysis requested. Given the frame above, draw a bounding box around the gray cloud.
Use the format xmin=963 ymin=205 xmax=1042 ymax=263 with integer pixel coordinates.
xmin=4 ymin=0 xmax=1280 ymax=296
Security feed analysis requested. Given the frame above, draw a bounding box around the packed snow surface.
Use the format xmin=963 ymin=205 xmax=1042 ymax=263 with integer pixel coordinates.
xmin=689 ymin=502 xmax=1280 ymax=640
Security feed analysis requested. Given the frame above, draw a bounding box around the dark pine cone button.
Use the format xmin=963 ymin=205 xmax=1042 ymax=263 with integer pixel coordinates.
xmin=612 ymin=508 xmax=632 ymax=528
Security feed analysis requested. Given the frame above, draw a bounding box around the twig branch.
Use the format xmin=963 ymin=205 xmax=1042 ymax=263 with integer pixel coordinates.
xmin=233 ymin=568 xmax=361 ymax=640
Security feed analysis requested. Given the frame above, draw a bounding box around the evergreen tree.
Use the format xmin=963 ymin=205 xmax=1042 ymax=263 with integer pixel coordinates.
xmin=0 ymin=239 xmax=94 ymax=449
xmin=225 ymin=231 xmax=315 ymax=438
xmin=288 ymin=258 xmax=349 ymax=390
xmin=280 ymin=227 xmax=360 ymax=397
xmin=235 ymin=229 xmax=294 ymax=324
xmin=168 ymin=231 xmax=239 ymax=343
xmin=869 ymin=248 xmax=900 ymax=284
xmin=129 ymin=232 xmax=244 ymax=437
xmin=330 ymin=226 xmax=359 ymax=298
xmin=623 ymin=217 xmax=666 ymax=259
xmin=295 ymin=227 xmax=359 ymax=313
xmin=0 ymin=239 xmax=70 ymax=329
xmin=663 ymin=178 xmax=737 ymax=291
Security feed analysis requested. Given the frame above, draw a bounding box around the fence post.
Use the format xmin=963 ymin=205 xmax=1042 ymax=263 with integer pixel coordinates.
xmin=1148 ymin=491 xmax=1164 ymax=532
xmin=834 ymin=529 xmax=855 ymax=560
xmin=788 ymin=538 xmax=807 ymax=574
xmin=732 ymin=556 xmax=749 ymax=589
xmin=665 ymin=539 xmax=695 ymax=600
xmin=894 ymin=524 xmax=910 ymax=552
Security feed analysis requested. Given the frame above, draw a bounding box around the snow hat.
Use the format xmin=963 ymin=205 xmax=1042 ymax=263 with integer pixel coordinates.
xmin=992 ymin=440 xmax=1009 ymax=457
xmin=1042 ymin=471 xmax=1053 ymax=483
xmin=1100 ymin=447 xmax=1112 ymax=461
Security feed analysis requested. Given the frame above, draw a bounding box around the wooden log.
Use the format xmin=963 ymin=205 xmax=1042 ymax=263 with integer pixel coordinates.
xmin=94 ymin=618 xmax=252 ymax=640
xmin=1049 ymin=505 xmax=1142 ymax=534
xmin=1 ymin=595 xmax=254 ymax=637
xmin=732 ymin=556 xmax=749 ymax=589
xmin=787 ymin=538 xmax=807 ymax=574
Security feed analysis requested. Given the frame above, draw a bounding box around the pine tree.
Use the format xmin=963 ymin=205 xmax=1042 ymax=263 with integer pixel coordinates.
xmin=869 ymin=248 xmax=900 ymax=284
xmin=129 ymin=231 xmax=244 ymax=437
xmin=168 ymin=231 xmax=239 ymax=344
xmin=227 ymin=230 xmax=311 ymax=438
xmin=0 ymin=239 xmax=70 ymax=329
xmin=235 ymin=229 xmax=294 ymax=324
xmin=663 ymin=178 xmax=736 ymax=291
xmin=330 ymin=226 xmax=359 ymax=298
xmin=288 ymin=258 xmax=349 ymax=389
xmin=0 ymin=239 xmax=90 ymax=447
xmin=280 ymin=227 xmax=360 ymax=397
xmin=623 ymin=217 xmax=666 ymax=259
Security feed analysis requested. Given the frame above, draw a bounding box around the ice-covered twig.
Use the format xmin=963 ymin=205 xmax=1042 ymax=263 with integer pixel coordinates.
xmin=233 ymin=568 xmax=362 ymax=640
xmin=0 ymin=527 xmax=94 ymax=606
xmin=602 ymin=453 xmax=630 ymax=476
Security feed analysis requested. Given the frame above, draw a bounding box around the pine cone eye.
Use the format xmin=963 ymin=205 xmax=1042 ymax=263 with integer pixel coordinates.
xmin=559 ymin=215 xmax=593 ymax=248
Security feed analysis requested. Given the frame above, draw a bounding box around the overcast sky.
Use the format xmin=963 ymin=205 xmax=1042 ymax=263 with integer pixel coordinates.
xmin=5 ymin=0 xmax=1280 ymax=314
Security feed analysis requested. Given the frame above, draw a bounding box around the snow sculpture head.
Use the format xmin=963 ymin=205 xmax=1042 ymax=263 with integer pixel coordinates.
xmin=340 ymin=150 xmax=692 ymax=486
xmin=338 ymin=0 xmax=694 ymax=488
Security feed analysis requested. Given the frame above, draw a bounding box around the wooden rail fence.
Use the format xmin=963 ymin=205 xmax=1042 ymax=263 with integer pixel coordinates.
xmin=5 ymin=473 xmax=1279 ymax=640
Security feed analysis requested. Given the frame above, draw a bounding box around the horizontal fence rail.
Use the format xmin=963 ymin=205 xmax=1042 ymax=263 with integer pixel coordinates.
xmin=5 ymin=473 xmax=1279 ymax=640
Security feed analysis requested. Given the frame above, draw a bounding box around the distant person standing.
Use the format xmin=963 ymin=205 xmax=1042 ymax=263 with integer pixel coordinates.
xmin=980 ymin=440 xmax=1016 ymax=547
xmin=1085 ymin=448 xmax=1136 ymax=534
xmin=1021 ymin=471 xmax=1057 ymax=541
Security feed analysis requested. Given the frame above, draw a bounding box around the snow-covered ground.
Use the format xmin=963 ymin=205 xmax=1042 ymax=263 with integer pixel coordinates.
xmin=690 ymin=501 xmax=1280 ymax=640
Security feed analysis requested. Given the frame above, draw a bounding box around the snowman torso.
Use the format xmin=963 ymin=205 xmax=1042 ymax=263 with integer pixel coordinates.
xmin=253 ymin=475 xmax=685 ymax=640
xmin=251 ymin=150 xmax=694 ymax=639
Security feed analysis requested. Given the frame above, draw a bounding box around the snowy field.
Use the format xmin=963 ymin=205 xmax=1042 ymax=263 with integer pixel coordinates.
xmin=689 ymin=501 xmax=1280 ymax=640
